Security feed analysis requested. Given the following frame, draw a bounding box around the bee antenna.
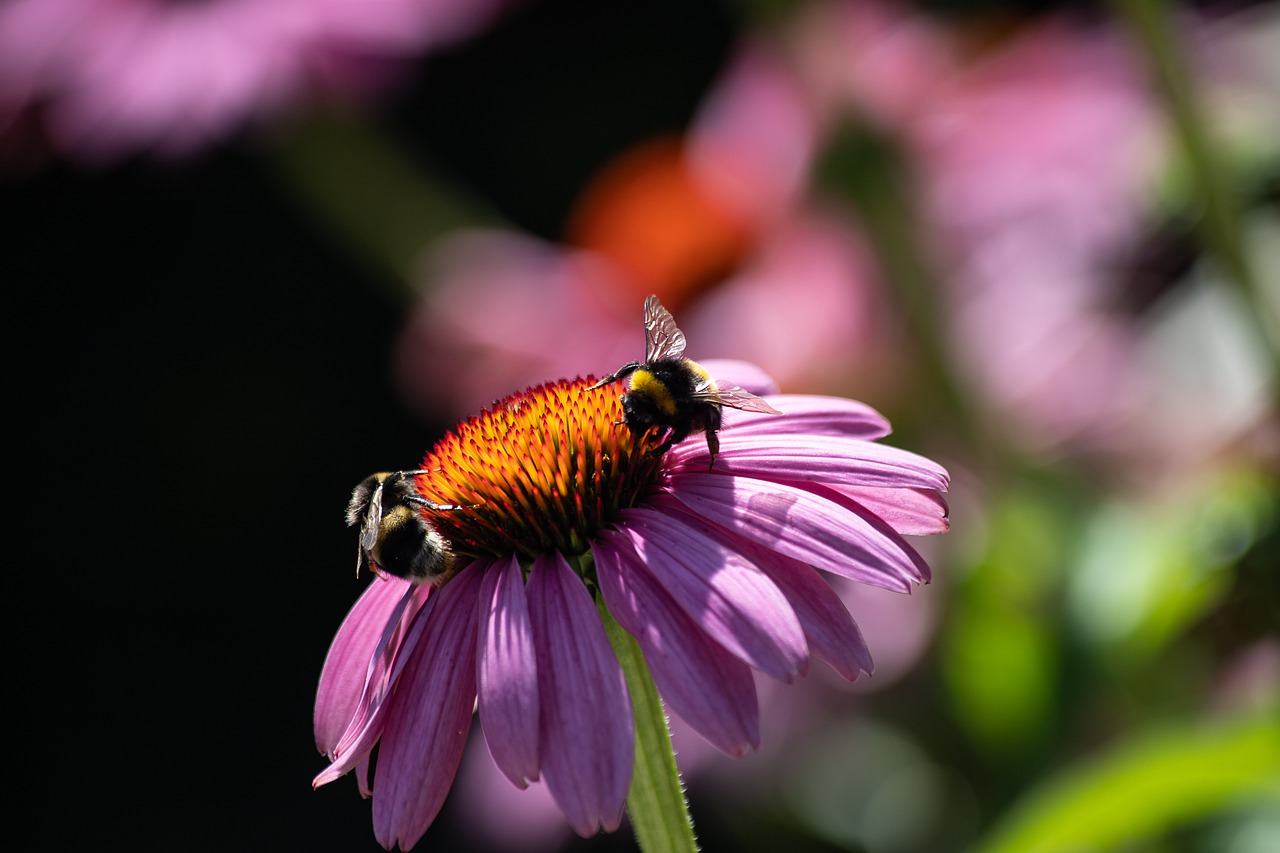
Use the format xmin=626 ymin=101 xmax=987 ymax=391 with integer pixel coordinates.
xmin=588 ymin=362 xmax=642 ymax=390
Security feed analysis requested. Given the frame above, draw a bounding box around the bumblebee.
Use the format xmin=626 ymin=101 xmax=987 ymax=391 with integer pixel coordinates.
xmin=346 ymin=470 xmax=462 ymax=586
xmin=590 ymin=294 xmax=781 ymax=466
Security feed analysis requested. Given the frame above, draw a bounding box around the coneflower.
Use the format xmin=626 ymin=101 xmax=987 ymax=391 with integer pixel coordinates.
xmin=314 ymin=365 xmax=948 ymax=850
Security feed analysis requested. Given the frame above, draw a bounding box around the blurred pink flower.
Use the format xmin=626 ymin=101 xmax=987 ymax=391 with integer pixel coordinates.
xmin=0 ymin=0 xmax=511 ymax=163
xmin=685 ymin=39 xmax=819 ymax=234
xmin=454 ymin=749 xmax=570 ymax=853
xmin=396 ymin=42 xmax=894 ymax=422
xmin=314 ymin=370 xmax=949 ymax=848
xmin=915 ymin=21 xmax=1158 ymax=249
xmin=398 ymin=209 xmax=890 ymax=420
xmin=798 ymin=2 xmax=1280 ymax=470
xmin=787 ymin=0 xmax=954 ymax=132
xmin=795 ymin=3 xmax=1167 ymax=452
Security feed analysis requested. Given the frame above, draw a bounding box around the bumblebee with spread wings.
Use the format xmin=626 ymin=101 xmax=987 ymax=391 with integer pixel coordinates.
xmin=590 ymin=295 xmax=781 ymax=466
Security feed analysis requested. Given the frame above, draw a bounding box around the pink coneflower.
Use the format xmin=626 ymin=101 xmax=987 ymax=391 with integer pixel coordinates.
xmin=789 ymin=3 xmax=1168 ymax=452
xmin=0 ymin=0 xmax=510 ymax=163
xmin=314 ymin=365 xmax=949 ymax=849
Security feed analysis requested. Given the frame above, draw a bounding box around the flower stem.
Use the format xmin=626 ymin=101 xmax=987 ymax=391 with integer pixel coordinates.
xmin=264 ymin=108 xmax=496 ymax=301
xmin=597 ymin=596 xmax=700 ymax=853
xmin=818 ymin=127 xmax=1010 ymax=474
xmin=1111 ymin=0 xmax=1280 ymax=362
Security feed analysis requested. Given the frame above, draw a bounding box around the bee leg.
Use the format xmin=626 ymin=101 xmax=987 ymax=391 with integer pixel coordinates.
xmin=394 ymin=470 xmax=477 ymax=510
xmin=588 ymin=362 xmax=643 ymax=390
xmin=651 ymin=436 xmax=675 ymax=456
xmin=705 ymin=431 xmax=719 ymax=471
xmin=650 ymin=422 xmax=690 ymax=458
xmin=403 ymin=495 xmax=469 ymax=512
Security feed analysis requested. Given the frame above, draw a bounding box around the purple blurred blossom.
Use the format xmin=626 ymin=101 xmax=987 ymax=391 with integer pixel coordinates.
xmin=397 ymin=208 xmax=891 ymax=420
xmin=788 ymin=0 xmax=954 ymax=133
xmin=686 ymin=40 xmax=819 ymax=232
xmin=794 ymin=3 xmax=1174 ymax=452
xmin=914 ymin=21 xmax=1163 ymax=451
xmin=0 ymin=0 xmax=512 ymax=163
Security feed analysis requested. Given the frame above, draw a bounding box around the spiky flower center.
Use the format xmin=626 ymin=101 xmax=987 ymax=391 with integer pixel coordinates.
xmin=412 ymin=378 xmax=666 ymax=561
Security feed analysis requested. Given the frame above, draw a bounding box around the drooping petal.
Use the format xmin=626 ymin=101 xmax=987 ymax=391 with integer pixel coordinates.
xmin=742 ymin=542 xmax=874 ymax=681
xmin=355 ymin=755 xmax=373 ymax=799
xmin=658 ymin=501 xmax=875 ymax=680
xmin=372 ymin=564 xmax=483 ymax=851
xmin=314 ymin=576 xmax=419 ymax=755
xmin=476 ymin=555 xmax=540 ymax=789
xmin=808 ymin=482 xmax=935 ymax=584
xmin=527 ymin=553 xmax=632 ymax=837
xmin=663 ymin=476 xmax=929 ymax=591
xmin=594 ymin=534 xmax=761 ymax=756
xmin=668 ymin=434 xmax=950 ymax=491
xmin=613 ymin=507 xmax=808 ymax=682
xmin=833 ymin=485 xmax=951 ymax=535
xmin=314 ymin=582 xmax=441 ymax=788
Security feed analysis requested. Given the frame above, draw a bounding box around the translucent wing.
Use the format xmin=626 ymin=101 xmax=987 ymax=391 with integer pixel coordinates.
xmin=643 ymin=294 xmax=687 ymax=362
xmin=355 ymin=539 xmax=370 ymax=579
xmin=694 ymin=382 xmax=784 ymax=414
xmin=360 ymin=481 xmax=384 ymax=553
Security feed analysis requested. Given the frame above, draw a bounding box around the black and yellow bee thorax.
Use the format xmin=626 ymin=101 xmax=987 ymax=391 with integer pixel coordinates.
xmin=627 ymin=359 xmax=711 ymax=417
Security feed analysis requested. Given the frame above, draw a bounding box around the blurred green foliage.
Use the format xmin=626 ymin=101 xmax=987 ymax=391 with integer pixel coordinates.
xmin=975 ymin=714 xmax=1279 ymax=853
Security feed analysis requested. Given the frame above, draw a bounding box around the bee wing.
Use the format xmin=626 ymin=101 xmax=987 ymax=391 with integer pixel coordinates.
xmin=360 ymin=481 xmax=384 ymax=553
xmin=355 ymin=540 xmax=370 ymax=579
xmin=695 ymin=382 xmax=784 ymax=414
xmin=643 ymin=294 xmax=687 ymax=362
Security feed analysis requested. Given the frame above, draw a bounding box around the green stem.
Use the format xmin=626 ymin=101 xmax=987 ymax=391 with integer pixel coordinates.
xmin=597 ymin=596 xmax=700 ymax=853
xmin=263 ymin=108 xmax=497 ymax=302
xmin=819 ymin=127 xmax=1009 ymax=476
xmin=1111 ymin=0 xmax=1280 ymax=362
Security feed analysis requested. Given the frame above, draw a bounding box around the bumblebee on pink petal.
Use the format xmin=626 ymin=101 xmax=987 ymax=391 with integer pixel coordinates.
xmin=315 ymin=365 xmax=948 ymax=849
xmin=590 ymin=294 xmax=783 ymax=467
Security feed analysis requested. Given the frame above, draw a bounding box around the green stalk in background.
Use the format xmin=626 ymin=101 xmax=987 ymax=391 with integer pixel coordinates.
xmin=265 ymin=109 xmax=495 ymax=302
xmin=1112 ymin=0 xmax=1280 ymax=363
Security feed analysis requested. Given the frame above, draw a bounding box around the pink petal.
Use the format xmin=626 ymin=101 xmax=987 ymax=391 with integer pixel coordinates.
xmin=668 ymin=434 xmax=950 ymax=491
xmin=314 ymin=576 xmax=417 ymax=755
xmin=742 ymin=541 xmax=874 ymax=681
xmin=719 ymin=394 xmax=892 ymax=439
xmin=613 ymin=507 xmax=808 ymax=682
xmin=835 ymin=485 xmax=951 ymax=535
xmin=658 ymin=501 xmax=875 ymax=680
xmin=314 ymin=579 xmax=441 ymax=787
xmin=476 ymin=555 xmax=540 ymax=789
xmin=664 ymin=476 xmax=929 ymax=591
xmin=355 ymin=755 xmax=373 ymax=799
xmin=594 ymin=535 xmax=761 ymax=757
xmin=527 ymin=553 xmax=632 ymax=836
xmin=810 ymin=482 xmax=935 ymax=584
xmin=372 ymin=563 xmax=483 ymax=851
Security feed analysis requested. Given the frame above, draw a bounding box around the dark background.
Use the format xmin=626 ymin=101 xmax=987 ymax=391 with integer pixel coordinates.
xmin=7 ymin=0 xmax=739 ymax=849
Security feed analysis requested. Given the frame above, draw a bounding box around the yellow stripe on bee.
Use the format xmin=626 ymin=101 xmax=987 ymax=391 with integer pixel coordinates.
xmin=630 ymin=369 xmax=678 ymax=416
xmin=685 ymin=359 xmax=714 ymax=384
